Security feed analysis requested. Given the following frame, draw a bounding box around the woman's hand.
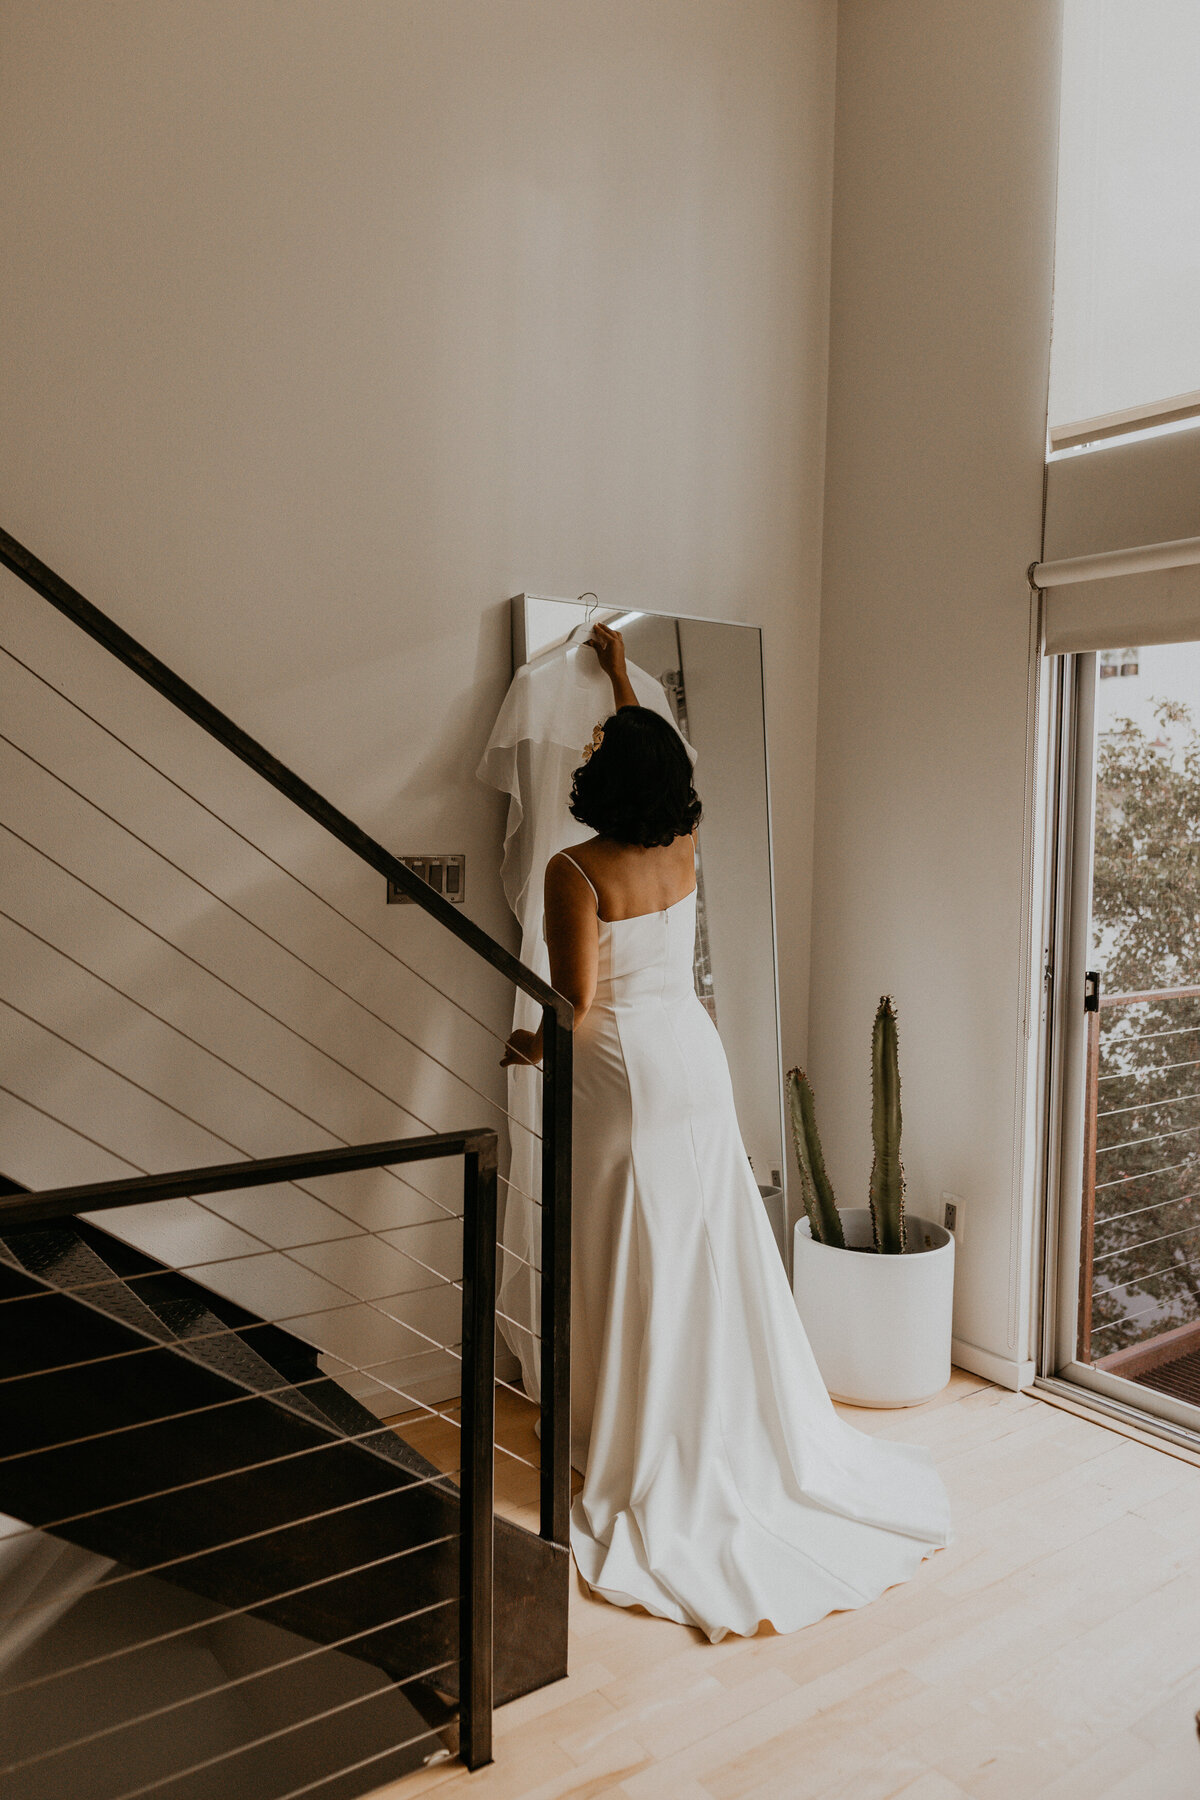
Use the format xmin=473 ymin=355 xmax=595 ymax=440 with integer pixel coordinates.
xmin=587 ymin=622 xmax=637 ymax=708
xmin=501 ymin=1028 xmax=543 ymax=1068
xmin=588 ymin=621 xmax=626 ymax=679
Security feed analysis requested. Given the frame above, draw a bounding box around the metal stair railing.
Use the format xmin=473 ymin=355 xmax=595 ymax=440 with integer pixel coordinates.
xmin=0 ymin=523 xmax=572 ymax=1557
xmin=0 ymin=1130 xmax=499 ymax=1775
xmin=0 ymin=523 xmax=574 ymax=1782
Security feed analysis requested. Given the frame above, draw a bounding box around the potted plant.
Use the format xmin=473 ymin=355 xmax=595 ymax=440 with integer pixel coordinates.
xmin=787 ymin=996 xmax=954 ymax=1406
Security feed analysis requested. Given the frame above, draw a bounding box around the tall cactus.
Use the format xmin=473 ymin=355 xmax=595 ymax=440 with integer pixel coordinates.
xmin=785 ymin=1067 xmax=846 ymax=1248
xmin=868 ymin=995 xmax=907 ymax=1254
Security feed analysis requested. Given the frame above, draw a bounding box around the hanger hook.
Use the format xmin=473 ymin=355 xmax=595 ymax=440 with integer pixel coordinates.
xmin=578 ymin=592 xmax=599 ymax=626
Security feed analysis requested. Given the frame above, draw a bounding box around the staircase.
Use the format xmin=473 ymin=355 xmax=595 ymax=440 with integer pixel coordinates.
xmin=0 ymin=526 xmax=573 ymax=1792
xmin=0 ymin=1208 xmax=566 ymax=1712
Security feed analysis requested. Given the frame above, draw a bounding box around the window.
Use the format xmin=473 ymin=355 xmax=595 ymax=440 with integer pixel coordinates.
xmin=1099 ymin=648 xmax=1141 ymax=680
xmin=1049 ymin=0 xmax=1200 ymax=447
xmin=1045 ymin=640 xmax=1200 ymax=1439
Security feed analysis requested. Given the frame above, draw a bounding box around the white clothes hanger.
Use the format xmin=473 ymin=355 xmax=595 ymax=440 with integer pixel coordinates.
xmin=567 ymin=593 xmax=600 ymax=646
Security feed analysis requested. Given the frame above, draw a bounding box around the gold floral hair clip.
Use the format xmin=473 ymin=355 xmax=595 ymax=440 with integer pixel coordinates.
xmin=582 ymin=722 xmax=605 ymax=762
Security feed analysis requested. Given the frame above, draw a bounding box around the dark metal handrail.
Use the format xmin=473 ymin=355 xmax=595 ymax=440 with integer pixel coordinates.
xmin=0 ymin=528 xmax=558 ymax=1005
xmin=0 ymin=525 xmax=572 ymax=1551
xmin=0 ymin=1132 xmax=498 ymax=1771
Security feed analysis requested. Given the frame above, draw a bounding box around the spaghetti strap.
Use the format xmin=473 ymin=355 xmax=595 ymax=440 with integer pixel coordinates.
xmin=559 ymin=852 xmax=600 ymax=909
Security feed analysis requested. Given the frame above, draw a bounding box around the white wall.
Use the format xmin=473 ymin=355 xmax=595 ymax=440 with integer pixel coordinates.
xmin=810 ymin=0 xmax=1063 ymax=1388
xmin=0 ymin=1 xmax=836 ymax=1383
xmin=0 ymin=0 xmax=835 ymax=1067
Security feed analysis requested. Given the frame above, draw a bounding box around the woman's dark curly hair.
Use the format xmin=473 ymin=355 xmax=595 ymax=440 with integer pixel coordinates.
xmin=568 ymin=706 xmax=701 ymax=847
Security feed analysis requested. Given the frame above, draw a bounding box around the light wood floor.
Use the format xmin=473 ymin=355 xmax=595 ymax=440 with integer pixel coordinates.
xmin=380 ymin=1372 xmax=1200 ymax=1800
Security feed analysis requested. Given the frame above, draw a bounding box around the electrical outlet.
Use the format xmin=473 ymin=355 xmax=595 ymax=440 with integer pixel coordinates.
xmin=941 ymin=1192 xmax=966 ymax=1245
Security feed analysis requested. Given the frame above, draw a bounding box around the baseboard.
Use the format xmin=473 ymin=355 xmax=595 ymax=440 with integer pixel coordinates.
xmin=952 ymin=1338 xmax=1036 ymax=1392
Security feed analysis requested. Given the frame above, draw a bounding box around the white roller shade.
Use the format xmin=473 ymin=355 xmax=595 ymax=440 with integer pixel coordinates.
xmin=1050 ymin=0 xmax=1200 ymax=430
xmin=1038 ymin=537 xmax=1200 ymax=654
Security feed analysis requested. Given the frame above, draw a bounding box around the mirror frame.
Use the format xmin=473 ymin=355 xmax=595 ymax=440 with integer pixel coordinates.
xmin=510 ymin=591 xmax=790 ymax=1259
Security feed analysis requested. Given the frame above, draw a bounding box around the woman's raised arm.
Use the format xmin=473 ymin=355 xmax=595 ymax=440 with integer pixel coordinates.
xmin=588 ymin=622 xmax=638 ymax=710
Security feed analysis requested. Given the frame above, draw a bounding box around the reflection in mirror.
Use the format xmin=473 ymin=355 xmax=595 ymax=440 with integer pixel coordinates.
xmin=480 ymin=594 xmax=785 ymax=1396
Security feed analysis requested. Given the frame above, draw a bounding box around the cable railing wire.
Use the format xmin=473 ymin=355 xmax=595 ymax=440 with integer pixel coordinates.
xmin=0 ymin=1046 xmax=469 ymax=1305
xmin=0 ymin=1246 xmax=545 ymax=1385
xmin=1099 ymin=1018 xmax=1200 ymax=1048
xmin=1097 ymin=1087 xmax=1200 ymax=1121
xmin=0 ymin=1218 xmax=538 ymax=1563
xmin=0 ymin=1528 xmax=460 ymax=1702
xmin=0 ymin=525 xmax=574 ymax=1776
xmin=1096 ymin=1190 xmax=1198 ymax=1228
xmin=1095 ymin=1121 xmax=1200 ymax=1157
xmin=0 ymin=1329 xmax=466 ymax=1468
xmin=1093 ymin=1217 xmax=1200 ymax=1265
xmin=1093 ymin=1249 xmax=1200 ymax=1303
xmin=1090 ymin=1301 xmax=1162 ymax=1339
xmin=0 ymin=1330 xmax=541 ymax=1483
xmin=2 ymin=1397 xmax=462 ymax=1551
xmin=0 ymin=901 xmax=521 ymax=1236
xmin=1095 ymin=1154 xmax=1196 ymax=1192
xmin=1097 ymin=1054 xmax=1200 ymax=1084
xmin=0 ymin=825 xmax=512 ymax=1227
xmin=1 ymin=1446 xmax=465 ymax=1607
xmin=0 ymin=1191 xmax=543 ymax=1379
xmin=0 ymin=819 xmax=545 ymax=1217
xmin=0 ymin=1133 xmax=503 ymax=1525
xmin=0 ymin=728 xmax=541 ymax=1142
xmin=0 ymin=1061 xmax=529 ymax=1431
xmin=0 ymin=1589 xmax=460 ymax=1780
xmin=0 ymin=1138 xmax=540 ymax=1330
xmin=1 ymin=1592 xmax=456 ymax=1776
xmin=0 ymin=637 xmax=520 ymax=1058
xmin=0 ymin=1049 xmax=491 ymax=1370
xmin=0 ymin=1291 xmax=539 ymax=1539
xmin=271 ymin=1725 xmax=455 ymax=1800
xmin=105 ymin=1656 xmax=459 ymax=1800
xmin=0 ymin=1217 xmax=539 ymax=1325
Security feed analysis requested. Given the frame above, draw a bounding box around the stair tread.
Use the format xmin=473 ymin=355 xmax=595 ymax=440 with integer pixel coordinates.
xmin=139 ymin=1292 xmax=343 ymax=1433
xmin=0 ymin=1218 xmax=567 ymax=1711
xmin=0 ymin=1223 xmax=445 ymax=1480
xmin=2 ymin=1225 xmax=177 ymax=1343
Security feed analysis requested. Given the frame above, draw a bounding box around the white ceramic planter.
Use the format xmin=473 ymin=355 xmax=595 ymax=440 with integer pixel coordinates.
xmin=792 ymin=1207 xmax=954 ymax=1407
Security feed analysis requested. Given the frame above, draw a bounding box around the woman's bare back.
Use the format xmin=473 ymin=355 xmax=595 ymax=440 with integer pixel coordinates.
xmin=561 ymin=831 xmax=696 ymax=923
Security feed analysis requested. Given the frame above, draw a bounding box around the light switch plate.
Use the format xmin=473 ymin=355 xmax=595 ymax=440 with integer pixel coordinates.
xmin=386 ymin=854 xmax=466 ymax=905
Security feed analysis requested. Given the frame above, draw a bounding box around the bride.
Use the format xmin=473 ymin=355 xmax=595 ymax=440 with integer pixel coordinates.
xmin=503 ymin=624 xmax=951 ymax=1642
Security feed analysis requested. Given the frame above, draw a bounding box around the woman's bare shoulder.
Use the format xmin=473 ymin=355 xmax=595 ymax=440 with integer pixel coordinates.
xmin=545 ymin=844 xmax=601 ymax=904
xmin=547 ymin=837 xmax=601 ymax=875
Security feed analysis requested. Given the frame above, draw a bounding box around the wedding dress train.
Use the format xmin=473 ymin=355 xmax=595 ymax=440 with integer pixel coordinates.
xmin=565 ymin=865 xmax=952 ymax=1642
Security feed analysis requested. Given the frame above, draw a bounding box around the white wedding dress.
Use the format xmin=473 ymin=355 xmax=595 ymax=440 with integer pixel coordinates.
xmin=477 ymin=643 xmax=693 ymax=1399
xmin=564 ymin=860 xmax=953 ymax=1642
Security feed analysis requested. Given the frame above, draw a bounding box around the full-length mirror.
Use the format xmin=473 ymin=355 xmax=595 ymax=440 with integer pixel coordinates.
xmin=479 ymin=592 xmax=786 ymax=1396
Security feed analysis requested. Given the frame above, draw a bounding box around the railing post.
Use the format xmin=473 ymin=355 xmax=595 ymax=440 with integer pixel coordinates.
xmin=539 ymin=1003 xmax=573 ymax=1547
xmin=1078 ymin=1003 xmax=1101 ymax=1361
xmin=458 ymin=1135 xmax=497 ymax=1772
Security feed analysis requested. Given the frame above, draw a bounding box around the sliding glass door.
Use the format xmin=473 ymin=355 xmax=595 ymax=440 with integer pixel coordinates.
xmin=1047 ymin=638 xmax=1200 ymax=1435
